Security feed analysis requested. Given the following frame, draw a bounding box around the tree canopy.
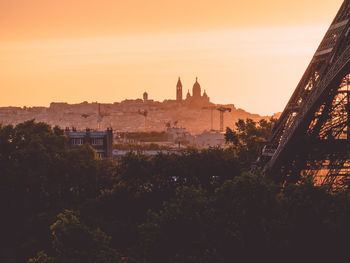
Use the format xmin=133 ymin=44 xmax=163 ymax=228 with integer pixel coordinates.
xmin=0 ymin=120 xmax=349 ymax=262
xmin=225 ymin=118 xmax=277 ymax=168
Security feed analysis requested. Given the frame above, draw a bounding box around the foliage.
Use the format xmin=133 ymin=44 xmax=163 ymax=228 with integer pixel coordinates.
xmin=2 ymin=120 xmax=350 ymax=262
xmin=0 ymin=121 xmax=116 ymax=262
xmin=137 ymin=186 xmax=212 ymax=263
xmin=81 ymin=148 xmax=241 ymax=255
xmin=136 ymin=173 xmax=280 ymax=262
xmin=29 ymin=210 xmax=122 ymax=263
xmin=135 ymin=173 xmax=348 ymax=261
xmin=114 ymin=143 xmax=165 ymax=151
xmin=225 ymin=118 xmax=277 ymax=168
xmin=28 ymin=251 xmax=55 ymax=263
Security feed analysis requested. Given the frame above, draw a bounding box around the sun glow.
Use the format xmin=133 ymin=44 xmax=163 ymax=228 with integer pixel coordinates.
xmin=0 ymin=0 xmax=343 ymax=115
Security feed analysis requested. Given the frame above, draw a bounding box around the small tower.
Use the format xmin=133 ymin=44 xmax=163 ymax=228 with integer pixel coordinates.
xmin=176 ymin=77 xmax=183 ymax=101
xmin=203 ymin=89 xmax=210 ymax=102
xmin=143 ymin=91 xmax=148 ymax=102
xmin=186 ymin=89 xmax=191 ymax=99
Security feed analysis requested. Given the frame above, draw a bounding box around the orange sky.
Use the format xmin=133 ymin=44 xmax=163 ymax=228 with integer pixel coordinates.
xmin=0 ymin=0 xmax=344 ymax=115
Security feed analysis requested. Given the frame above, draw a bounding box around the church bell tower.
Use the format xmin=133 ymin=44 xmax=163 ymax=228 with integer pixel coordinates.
xmin=176 ymin=77 xmax=183 ymax=101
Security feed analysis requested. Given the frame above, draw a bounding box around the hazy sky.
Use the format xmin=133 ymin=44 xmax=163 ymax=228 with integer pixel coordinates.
xmin=0 ymin=0 xmax=344 ymax=115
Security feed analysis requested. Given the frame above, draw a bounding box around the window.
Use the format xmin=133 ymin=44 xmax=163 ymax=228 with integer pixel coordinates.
xmin=72 ymin=138 xmax=84 ymax=145
xmin=91 ymin=138 xmax=104 ymax=146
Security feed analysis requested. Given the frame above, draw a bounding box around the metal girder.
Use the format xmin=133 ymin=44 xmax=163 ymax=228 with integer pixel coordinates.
xmin=258 ymin=1 xmax=350 ymax=187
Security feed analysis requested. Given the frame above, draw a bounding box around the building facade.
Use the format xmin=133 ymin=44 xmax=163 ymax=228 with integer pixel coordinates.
xmin=65 ymin=128 xmax=113 ymax=158
xmin=196 ymin=130 xmax=226 ymax=148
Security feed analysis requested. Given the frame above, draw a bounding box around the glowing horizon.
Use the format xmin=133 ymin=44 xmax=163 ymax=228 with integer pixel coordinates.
xmin=0 ymin=0 xmax=344 ymax=115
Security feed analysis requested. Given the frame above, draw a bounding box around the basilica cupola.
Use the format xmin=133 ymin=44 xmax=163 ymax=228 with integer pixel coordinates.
xmin=192 ymin=77 xmax=201 ymax=98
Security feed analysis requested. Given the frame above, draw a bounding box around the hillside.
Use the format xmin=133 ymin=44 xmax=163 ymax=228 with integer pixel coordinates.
xmin=0 ymin=100 xmax=272 ymax=134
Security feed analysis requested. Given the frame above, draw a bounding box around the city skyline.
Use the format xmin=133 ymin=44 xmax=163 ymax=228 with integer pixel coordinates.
xmin=0 ymin=0 xmax=343 ymax=115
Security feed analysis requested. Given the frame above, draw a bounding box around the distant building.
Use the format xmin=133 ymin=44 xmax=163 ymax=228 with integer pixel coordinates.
xmin=121 ymin=99 xmax=144 ymax=105
xmin=196 ymin=130 xmax=226 ymax=148
xmin=49 ymin=102 xmax=69 ymax=112
xmin=178 ymin=77 xmax=210 ymax=105
xmin=166 ymin=127 xmax=187 ymax=141
xmin=143 ymin=91 xmax=148 ymax=102
xmin=166 ymin=127 xmax=195 ymax=146
xmin=176 ymin=77 xmax=183 ymax=101
xmin=192 ymin=77 xmax=201 ymax=98
xmin=65 ymin=128 xmax=113 ymax=159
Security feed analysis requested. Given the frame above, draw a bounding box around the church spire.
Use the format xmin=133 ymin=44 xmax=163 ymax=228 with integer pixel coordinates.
xmin=176 ymin=77 xmax=183 ymax=101
xmin=177 ymin=77 xmax=182 ymax=88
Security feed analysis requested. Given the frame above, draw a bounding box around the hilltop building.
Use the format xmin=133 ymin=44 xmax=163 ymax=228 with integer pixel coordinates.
xmin=183 ymin=77 xmax=210 ymax=105
xmin=175 ymin=77 xmax=210 ymax=105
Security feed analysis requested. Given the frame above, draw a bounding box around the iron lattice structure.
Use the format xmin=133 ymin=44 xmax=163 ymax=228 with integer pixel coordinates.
xmin=258 ymin=1 xmax=350 ymax=186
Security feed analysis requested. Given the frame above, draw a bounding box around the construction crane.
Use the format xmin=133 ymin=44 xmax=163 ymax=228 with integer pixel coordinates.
xmin=97 ymin=103 xmax=111 ymax=130
xmin=202 ymin=106 xmax=231 ymax=132
xmin=121 ymin=109 xmax=152 ymax=132
xmin=202 ymin=106 xmax=216 ymax=131
xmin=138 ymin=109 xmax=148 ymax=131
xmin=216 ymin=107 xmax=231 ymax=132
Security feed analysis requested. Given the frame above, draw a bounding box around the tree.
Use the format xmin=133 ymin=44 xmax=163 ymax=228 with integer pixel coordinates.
xmin=136 ymin=174 xmax=281 ymax=262
xmin=137 ymin=186 xmax=213 ymax=263
xmin=0 ymin=120 xmax=118 ymax=263
xmin=225 ymin=118 xmax=276 ymax=169
xmin=29 ymin=210 xmax=122 ymax=263
xmin=211 ymin=173 xmax=280 ymax=259
xmin=28 ymin=251 xmax=55 ymax=263
xmin=0 ymin=120 xmax=68 ymax=262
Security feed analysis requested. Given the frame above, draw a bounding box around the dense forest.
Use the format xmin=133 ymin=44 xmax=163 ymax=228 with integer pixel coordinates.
xmin=1 ymin=119 xmax=350 ymax=262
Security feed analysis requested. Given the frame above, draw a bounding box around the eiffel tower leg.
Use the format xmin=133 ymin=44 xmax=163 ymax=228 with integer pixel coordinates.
xmin=258 ymin=1 xmax=350 ymax=186
xmin=347 ymin=79 xmax=350 ymax=140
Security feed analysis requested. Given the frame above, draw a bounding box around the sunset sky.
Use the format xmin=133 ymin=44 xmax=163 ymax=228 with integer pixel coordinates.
xmin=0 ymin=0 xmax=344 ymax=115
